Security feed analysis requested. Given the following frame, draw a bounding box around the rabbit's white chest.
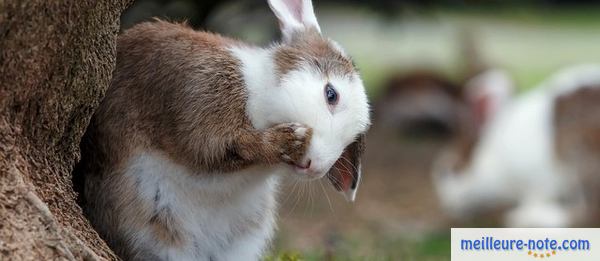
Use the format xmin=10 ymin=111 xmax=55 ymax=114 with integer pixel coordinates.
xmin=124 ymin=151 xmax=280 ymax=261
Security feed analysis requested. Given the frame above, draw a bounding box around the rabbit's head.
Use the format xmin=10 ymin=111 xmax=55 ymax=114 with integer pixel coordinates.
xmin=245 ymin=0 xmax=370 ymax=201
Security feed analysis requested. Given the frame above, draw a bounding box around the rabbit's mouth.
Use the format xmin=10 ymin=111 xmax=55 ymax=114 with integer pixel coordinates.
xmin=293 ymin=159 xmax=311 ymax=170
xmin=285 ymin=133 xmax=365 ymax=202
xmin=290 ymin=160 xmax=328 ymax=180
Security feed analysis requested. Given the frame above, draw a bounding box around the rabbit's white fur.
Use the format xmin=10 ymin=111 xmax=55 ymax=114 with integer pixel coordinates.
xmin=434 ymin=65 xmax=600 ymax=227
xmin=123 ymin=152 xmax=280 ymax=261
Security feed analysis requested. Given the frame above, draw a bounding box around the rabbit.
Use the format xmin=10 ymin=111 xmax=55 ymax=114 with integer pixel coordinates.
xmin=432 ymin=65 xmax=600 ymax=227
xmin=74 ymin=0 xmax=371 ymax=260
xmin=374 ymin=29 xmax=485 ymax=140
xmin=375 ymin=71 xmax=463 ymax=138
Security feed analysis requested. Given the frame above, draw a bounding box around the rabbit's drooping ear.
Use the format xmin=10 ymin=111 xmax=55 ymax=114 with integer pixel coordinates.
xmin=327 ymin=134 xmax=365 ymax=202
xmin=267 ymin=0 xmax=321 ymax=42
xmin=465 ymin=69 xmax=514 ymax=130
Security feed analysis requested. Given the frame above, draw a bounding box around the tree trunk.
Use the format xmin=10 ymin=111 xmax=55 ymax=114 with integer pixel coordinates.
xmin=0 ymin=1 xmax=132 ymax=260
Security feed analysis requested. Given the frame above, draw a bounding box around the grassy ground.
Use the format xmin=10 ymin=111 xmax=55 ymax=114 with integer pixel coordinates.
xmin=267 ymin=231 xmax=450 ymax=261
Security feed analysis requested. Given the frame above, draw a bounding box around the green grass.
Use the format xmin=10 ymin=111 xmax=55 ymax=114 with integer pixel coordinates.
xmin=267 ymin=232 xmax=451 ymax=261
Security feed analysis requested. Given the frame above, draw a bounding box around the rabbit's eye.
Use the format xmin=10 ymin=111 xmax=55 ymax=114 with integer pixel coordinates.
xmin=324 ymin=83 xmax=338 ymax=105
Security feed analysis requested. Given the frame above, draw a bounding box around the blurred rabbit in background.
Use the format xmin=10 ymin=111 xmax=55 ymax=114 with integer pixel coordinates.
xmin=433 ymin=65 xmax=600 ymax=227
xmin=375 ymin=71 xmax=464 ymax=139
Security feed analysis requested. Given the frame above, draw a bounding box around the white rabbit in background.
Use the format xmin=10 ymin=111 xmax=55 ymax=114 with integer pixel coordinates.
xmin=433 ymin=65 xmax=600 ymax=227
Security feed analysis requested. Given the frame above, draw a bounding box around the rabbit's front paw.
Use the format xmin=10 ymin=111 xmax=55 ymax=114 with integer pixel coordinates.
xmin=269 ymin=123 xmax=312 ymax=165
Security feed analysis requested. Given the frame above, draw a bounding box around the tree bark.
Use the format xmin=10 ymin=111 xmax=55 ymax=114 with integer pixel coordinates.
xmin=0 ymin=1 xmax=132 ymax=260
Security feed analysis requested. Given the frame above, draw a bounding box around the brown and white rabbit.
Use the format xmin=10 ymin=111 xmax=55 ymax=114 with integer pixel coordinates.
xmin=76 ymin=0 xmax=370 ymax=260
xmin=432 ymin=65 xmax=600 ymax=227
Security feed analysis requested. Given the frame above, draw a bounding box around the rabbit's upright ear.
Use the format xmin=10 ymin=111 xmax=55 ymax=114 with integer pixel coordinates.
xmin=464 ymin=69 xmax=514 ymax=130
xmin=267 ymin=0 xmax=321 ymax=42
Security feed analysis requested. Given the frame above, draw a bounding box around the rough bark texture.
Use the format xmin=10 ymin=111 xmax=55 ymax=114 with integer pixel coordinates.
xmin=0 ymin=1 xmax=132 ymax=260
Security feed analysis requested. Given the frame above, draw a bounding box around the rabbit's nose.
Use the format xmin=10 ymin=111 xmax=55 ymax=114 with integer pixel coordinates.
xmin=295 ymin=159 xmax=311 ymax=169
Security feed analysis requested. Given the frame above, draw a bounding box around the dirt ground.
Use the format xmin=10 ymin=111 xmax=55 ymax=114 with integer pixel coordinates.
xmin=275 ymin=126 xmax=451 ymax=258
